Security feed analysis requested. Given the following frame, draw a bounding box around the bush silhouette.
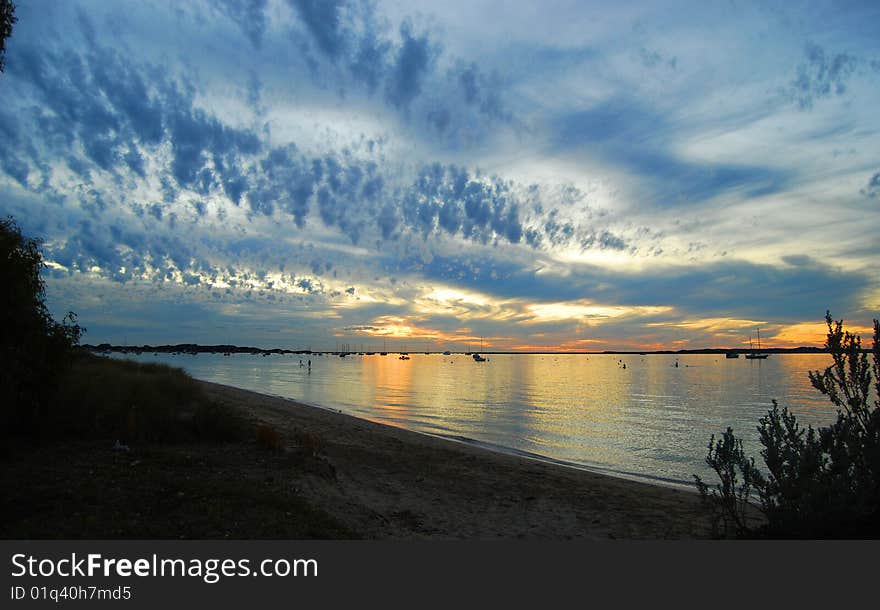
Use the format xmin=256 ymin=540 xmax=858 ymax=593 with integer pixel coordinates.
xmin=0 ymin=217 xmax=83 ymax=434
xmin=695 ymin=312 xmax=880 ymax=538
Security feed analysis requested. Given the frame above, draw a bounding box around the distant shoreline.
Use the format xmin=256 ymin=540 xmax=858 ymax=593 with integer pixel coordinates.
xmin=83 ymin=343 xmax=834 ymax=356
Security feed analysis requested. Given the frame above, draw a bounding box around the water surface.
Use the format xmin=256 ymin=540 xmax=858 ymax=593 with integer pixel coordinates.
xmin=114 ymin=351 xmax=842 ymax=489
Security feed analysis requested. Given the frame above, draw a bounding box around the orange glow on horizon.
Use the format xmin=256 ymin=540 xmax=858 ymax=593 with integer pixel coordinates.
xmin=333 ymin=313 xmax=877 ymax=352
xmin=770 ymin=321 xmax=876 ymax=348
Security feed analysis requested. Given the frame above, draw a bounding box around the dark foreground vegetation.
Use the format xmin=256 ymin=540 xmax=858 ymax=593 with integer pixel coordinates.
xmin=1 ymin=351 xmax=356 ymax=539
xmin=695 ymin=312 xmax=880 ymax=538
xmin=0 ymin=217 xmax=353 ymax=538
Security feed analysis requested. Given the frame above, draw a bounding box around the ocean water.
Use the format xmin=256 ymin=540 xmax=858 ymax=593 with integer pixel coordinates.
xmin=111 ymin=351 xmax=843 ymax=489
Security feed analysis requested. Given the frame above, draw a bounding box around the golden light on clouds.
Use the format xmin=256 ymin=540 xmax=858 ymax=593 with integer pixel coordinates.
xmin=772 ymin=321 xmax=876 ymax=347
xmin=412 ymin=285 xmax=521 ymax=321
xmin=524 ymin=302 xmax=672 ymax=324
xmin=342 ymin=315 xmax=462 ymax=342
xmin=647 ymin=317 xmax=761 ymax=331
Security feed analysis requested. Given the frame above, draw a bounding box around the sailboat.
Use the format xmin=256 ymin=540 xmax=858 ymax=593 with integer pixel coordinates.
xmin=745 ymin=329 xmax=769 ymax=359
xmin=472 ymin=337 xmax=487 ymax=362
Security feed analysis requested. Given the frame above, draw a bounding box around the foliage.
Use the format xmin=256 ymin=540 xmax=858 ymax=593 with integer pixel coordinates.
xmin=0 ymin=0 xmax=15 ymax=72
xmin=1 ymin=217 xmax=84 ymax=433
xmin=693 ymin=427 xmax=762 ymax=537
xmin=694 ymin=312 xmax=880 ymax=538
xmin=54 ymin=353 xmax=246 ymax=443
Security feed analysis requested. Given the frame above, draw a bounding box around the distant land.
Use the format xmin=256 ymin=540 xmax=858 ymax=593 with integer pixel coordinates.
xmin=82 ymin=343 xmax=838 ymax=356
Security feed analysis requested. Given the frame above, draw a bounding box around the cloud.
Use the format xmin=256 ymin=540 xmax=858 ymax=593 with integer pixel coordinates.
xmin=286 ymin=0 xmax=512 ymax=142
xmin=410 ymin=248 xmax=871 ymax=324
xmin=213 ymin=0 xmax=269 ymax=49
xmin=162 ymin=80 xmax=263 ymax=192
xmin=550 ymin=98 xmax=791 ymax=206
xmin=3 ymin=25 xmax=624 ymax=289
xmin=861 ymin=171 xmax=880 ymax=199
xmin=2 ymin=0 xmax=878 ymax=350
xmin=7 ymin=26 xmax=263 ymax=203
xmin=385 ymin=21 xmax=437 ymax=109
xmin=789 ymin=42 xmax=857 ymax=109
xmin=288 ymin=0 xmax=346 ymax=59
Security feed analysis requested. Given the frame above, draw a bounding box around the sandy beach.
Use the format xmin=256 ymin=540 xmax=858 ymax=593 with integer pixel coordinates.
xmin=200 ymin=380 xmax=713 ymax=539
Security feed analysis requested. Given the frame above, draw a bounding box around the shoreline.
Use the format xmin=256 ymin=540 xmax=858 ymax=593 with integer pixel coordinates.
xmin=250 ymin=386 xmax=697 ymax=493
xmin=200 ymin=380 xmax=713 ymax=539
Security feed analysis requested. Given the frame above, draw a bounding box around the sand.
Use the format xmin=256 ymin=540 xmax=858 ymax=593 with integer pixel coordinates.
xmin=201 ymin=380 xmax=713 ymax=539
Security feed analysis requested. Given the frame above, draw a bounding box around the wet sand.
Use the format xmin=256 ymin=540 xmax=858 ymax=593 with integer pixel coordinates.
xmin=201 ymin=380 xmax=713 ymax=539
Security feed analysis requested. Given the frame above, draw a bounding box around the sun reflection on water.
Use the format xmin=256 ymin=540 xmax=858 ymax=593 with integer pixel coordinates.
xmin=116 ymin=351 xmax=843 ymax=488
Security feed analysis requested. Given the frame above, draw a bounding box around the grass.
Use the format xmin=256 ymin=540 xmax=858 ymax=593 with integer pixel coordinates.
xmin=48 ymin=352 xmax=246 ymax=443
xmin=0 ymin=353 xmax=357 ymax=539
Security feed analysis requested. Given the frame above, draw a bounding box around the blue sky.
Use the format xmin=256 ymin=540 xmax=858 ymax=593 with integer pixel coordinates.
xmin=1 ymin=0 xmax=878 ymax=350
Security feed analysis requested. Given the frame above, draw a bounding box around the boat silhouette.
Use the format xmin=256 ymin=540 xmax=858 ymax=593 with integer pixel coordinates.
xmin=745 ymin=329 xmax=769 ymax=359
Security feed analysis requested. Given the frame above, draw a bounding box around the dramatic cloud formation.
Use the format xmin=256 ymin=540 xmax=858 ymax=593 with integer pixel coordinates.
xmin=1 ymin=0 xmax=878 ymax=351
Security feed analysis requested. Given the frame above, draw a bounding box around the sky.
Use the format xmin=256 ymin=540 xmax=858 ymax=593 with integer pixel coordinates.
xmin=1 ymin=0 xmax=878 ymax=351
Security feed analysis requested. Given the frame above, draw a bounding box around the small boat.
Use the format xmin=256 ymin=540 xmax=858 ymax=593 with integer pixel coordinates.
xmin=399 ymin=354 xmax=410 ymax=360
xmin=442 ymin=351 xmax=451 ymax=356
xmin=725 ymin=352 xmax=739 ymax=359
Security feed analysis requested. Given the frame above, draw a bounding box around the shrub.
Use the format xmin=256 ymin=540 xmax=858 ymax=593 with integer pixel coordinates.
xmin=693 ymin=427 xmax=762 ymax=538
xmin=694 ymin=312 xmax=880 ymax=538
xmin=54 ymin=353 xmax=245 ymax=443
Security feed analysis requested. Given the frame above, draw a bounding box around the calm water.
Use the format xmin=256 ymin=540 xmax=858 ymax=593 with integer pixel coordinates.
xmin=113 ymin=351 xmax=842 ymax=489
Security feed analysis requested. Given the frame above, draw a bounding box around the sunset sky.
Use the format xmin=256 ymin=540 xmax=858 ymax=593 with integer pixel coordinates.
xmin=1 ymin=0 xmax=878 ymax=351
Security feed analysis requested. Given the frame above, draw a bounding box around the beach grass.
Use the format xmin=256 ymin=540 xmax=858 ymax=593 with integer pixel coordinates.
xmin=0 ymin=353 xmax=356 ymax=539
xmin=48 ymin=352 xmax=247 ymax=443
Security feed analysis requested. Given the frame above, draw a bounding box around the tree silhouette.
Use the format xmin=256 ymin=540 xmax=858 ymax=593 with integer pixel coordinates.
xmin=1 ymin=217 xmax=83 ymax=433
xmin=0 ymin=0 xmax=15 ymax=73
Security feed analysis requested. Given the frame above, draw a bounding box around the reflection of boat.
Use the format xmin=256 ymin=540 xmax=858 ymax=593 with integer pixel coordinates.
xmin=745 ymin=329 xmax=769 ymax=359
xmin=726 ymin=352 xmax=739 ymax=359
